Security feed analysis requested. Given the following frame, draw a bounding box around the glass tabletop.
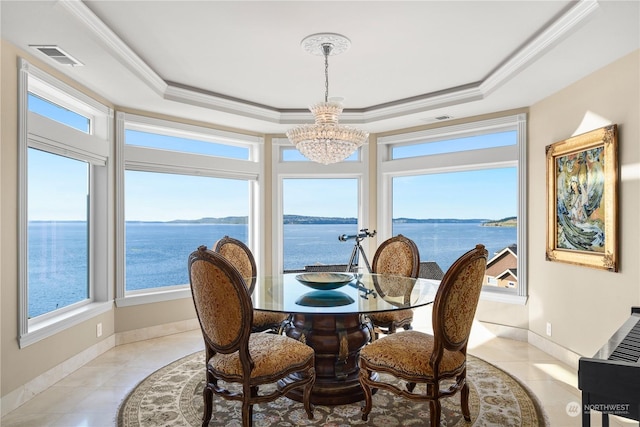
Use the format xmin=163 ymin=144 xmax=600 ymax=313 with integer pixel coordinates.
xmin=251 ymin=272 xmax=439 ymax=315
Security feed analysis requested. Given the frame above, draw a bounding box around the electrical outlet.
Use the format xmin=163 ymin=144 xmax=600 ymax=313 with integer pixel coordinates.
xmin=96 ymin=322 xmax=103 ymax=337
xmin=546 ymin=322 xmax=552 ymax=337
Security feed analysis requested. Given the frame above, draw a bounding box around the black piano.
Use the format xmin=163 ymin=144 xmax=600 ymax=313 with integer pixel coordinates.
xmin=578 ymin=307 xmax=640 ymax=427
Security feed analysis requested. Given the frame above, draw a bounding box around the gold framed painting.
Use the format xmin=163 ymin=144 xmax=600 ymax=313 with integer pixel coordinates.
xmin=546 ymin=124 xmax=618 ymax=271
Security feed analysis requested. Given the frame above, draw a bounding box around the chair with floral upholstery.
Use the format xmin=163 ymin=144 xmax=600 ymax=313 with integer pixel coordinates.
xmin=213 ymin=236 xmax=288 ymax=333
xmin=188 ymin=245 xmax=316 ymax=427
xmin=358 ymin=244 xmax=488 ymax=427
xmin=367 ymin=234 xmax=420 ymax=337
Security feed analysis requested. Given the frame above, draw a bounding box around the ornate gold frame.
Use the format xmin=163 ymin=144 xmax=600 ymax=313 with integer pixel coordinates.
xmin=546 ymin=125 xmax=618 ymax=271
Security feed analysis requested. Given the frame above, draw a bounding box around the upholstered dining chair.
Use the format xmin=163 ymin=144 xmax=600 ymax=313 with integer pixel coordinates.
xmin=368 ymin=234 xmax=420 ymax=337
xmin=213 ymin=236 xmax=288 ymax=333
xmin=188 ymin=246 xmax=316 ymax=427
xmin=358 ymin=244 xmax=488 ymax=427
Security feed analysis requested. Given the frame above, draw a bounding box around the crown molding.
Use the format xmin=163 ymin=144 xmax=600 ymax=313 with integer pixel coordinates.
xmin=163 ymin=83 xmax=283 ymax=123
xmin=481 ymin=0 xmax=600 ymax=96
xmin=356 ymin=83 xmax=485 ymax=124
xmin=60 ymin=0 xmax=167 ymax=96
xmin=61 ymin=0 xmax=599 ymax=126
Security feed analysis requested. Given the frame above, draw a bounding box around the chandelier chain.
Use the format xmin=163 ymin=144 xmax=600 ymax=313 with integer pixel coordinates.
xmin=323 ymin=43 xmax=331 ymax=103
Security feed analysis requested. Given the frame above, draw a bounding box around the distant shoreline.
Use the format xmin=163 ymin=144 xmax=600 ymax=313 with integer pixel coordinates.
xmin=31 ymin=215 xmax=517 ymax=226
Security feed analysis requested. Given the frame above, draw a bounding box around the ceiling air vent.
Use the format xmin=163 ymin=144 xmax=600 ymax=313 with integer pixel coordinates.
xmin=30 ymin=45 xmax=83 ymax=67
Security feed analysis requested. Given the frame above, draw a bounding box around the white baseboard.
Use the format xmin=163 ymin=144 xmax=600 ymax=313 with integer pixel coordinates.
xmin=527 ymin=329 xmax=581 ymax=370
xmin=115 ymin=318 xmax=200 ymax=346
xmin=476 ymin=320 xmax=581 ymax=371
xmin=476 ymin=321 xmax=529 ymax=342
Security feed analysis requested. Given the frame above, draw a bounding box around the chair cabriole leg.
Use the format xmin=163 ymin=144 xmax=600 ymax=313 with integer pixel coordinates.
xmin=461 ymin=380 xmax=471 ymax=421
xmin=201 ymin=384 xmax=213 ymax=427
xmin=430 ymin=399 xmax=441 ymax=427
xmin=358 ymin=366 xmax=373 ymax=421
xmin=241 ymin=400 xmax=252 ymax=427
xmin=303 ymin=368 xmax=315 ymax=419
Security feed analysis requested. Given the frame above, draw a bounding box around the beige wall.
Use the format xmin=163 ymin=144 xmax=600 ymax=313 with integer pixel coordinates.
xmin=2 ymin=36 xmax=639 ymax=402
xmin=115 ymin=299 xmax=196 ymax=333
xmin=527 ymin=50 xmax=640 ymax=357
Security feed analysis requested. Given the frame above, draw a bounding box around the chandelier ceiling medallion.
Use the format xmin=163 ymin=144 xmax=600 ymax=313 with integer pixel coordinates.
xmin=286 ymin=33 xmax=369 ymax=165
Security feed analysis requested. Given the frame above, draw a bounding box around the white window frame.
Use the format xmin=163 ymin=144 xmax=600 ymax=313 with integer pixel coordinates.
xmin=18 ymin=59 xmax=114 ymax=348
xmin=378 ymin=114 xmax=527 ymax=304
xmin=115 ymin=113 xmax=264 ymax=307
xmin=271 ymin=138 xmax=370 ymax=273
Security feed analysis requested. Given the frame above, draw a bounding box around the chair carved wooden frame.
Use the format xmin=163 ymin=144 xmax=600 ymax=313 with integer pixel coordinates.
xmin=358 ymin=244 xmax=488 ymax=427
xmin=189 ymin=246 xmax=316 ymax=427
xmin=213 ymin=235 xmax=288 ymax=334
xmin=368 ymin=234 xmax=420 ymax=337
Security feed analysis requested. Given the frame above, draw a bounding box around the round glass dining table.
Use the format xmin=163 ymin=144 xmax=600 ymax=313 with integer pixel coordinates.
xmin=250 ymin=272 xmax=439 ymax=405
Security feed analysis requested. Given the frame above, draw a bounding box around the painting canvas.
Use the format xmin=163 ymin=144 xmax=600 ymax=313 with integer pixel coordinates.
xmin=546 ymin=125 xmax=618 ymax=271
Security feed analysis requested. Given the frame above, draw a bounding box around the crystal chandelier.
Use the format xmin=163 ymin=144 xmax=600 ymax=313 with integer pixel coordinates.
xmin=286 ymin=33 xmax=369 ymax=165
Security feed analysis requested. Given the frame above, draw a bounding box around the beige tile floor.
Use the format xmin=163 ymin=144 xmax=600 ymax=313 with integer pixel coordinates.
xmin=1 ymin=323 xmax=637 ymax=427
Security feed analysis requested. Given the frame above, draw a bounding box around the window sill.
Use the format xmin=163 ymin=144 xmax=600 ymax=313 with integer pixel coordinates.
xmin=115 ymin=287 xmax=192 ymax=307
xmin=20 ymin=301 xmax=113 ymax=348
xmin=480 ymin=289 xmax=527 ymax=305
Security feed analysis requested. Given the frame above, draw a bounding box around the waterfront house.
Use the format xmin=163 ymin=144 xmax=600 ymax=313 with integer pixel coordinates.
xmin=485 ymin=244 xmax=518 ymax=288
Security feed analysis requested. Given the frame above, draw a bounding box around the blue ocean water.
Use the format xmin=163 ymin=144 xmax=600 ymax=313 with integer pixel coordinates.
xmin=394 ymin=222 xmax=517 ymax=274
xmin=283 ymin=223 xmax=517 ymax=272
xmin=28 ymin=221 xmax=89 ymax=318
xmin=28 ymin=221 xmax=516 ymax=317
xmin=124 ymin=222 xmax=248 ymax=291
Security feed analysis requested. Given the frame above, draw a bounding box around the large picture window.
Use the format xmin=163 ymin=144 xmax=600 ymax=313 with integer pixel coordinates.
xmin=272 ymin=138 xmax=369 ymax=274
xmin=116 ymin=114 xmax=261 ymax=305
xmin=18 ymin=60 xmax=112 ymax=347
xmin=379 ymin=114 xmax=527 ymax=303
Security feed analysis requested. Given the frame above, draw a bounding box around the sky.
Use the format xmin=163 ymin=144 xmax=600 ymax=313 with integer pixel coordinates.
xmin=125 ymin=171 xmax=250 ymax=222
xmin=392 ymin=168 xmax=517 ymax=220
xmin=282 ymin=169 xmax=517 ymax=220
xmin=28 ymin=95 xmax=517 ymax=222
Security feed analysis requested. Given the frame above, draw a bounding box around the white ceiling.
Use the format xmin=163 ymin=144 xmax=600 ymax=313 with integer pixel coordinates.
xmin=2 ymin=0 xmax=639 ymax=134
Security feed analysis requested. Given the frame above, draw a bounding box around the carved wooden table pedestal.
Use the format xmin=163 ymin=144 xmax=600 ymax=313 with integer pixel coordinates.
xmin=279 ymin=313 xmax=376 ymax=405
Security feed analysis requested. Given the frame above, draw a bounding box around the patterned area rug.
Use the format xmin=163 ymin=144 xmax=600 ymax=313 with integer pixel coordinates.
xmin=118 ymin=351 xmax=548 ymax=426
